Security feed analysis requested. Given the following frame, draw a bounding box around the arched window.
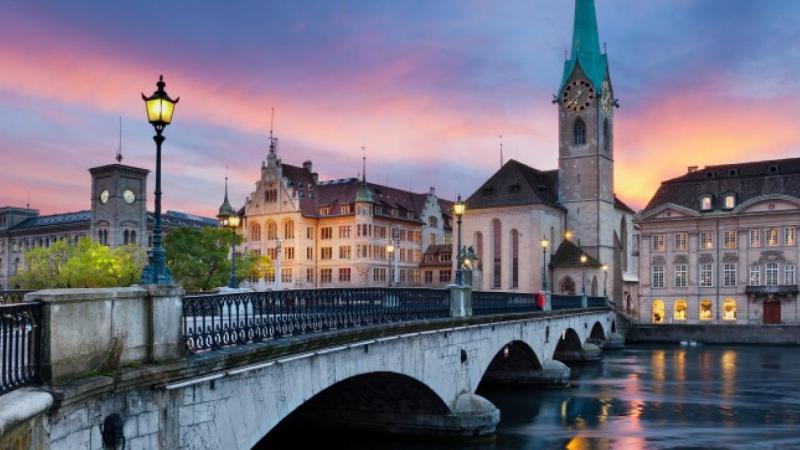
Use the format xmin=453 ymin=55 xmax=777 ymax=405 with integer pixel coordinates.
xmin=560 ymin=276 xmax=576 ymax=295
xmin=723 ymin=299 xmax=737 ymax=321
xmin=284 ymin=220 xmax=295 ymax=239
xmin=130 ymin=230 xmax=136 ymax=245
xmin=573 ymin=118 xmax=586 ymax=146
xmin=652 ymin=299 xmax=665 ymax=323
xmin=266 ymin=221 xmax=277 ymax=240
xmin=603 ymin=119 xmax=611 ymax=152
xmin=674 ymin=299 xmax=688 ymax=321
xmin=699 ymin=299 xmax=713 ymax=320
xmin=510 ymin=229 xmax=519 ymax=288
xmin=475 ymin=232 xmax=483 ymax=272
xmin=123 ymin=230 xmax=129 ymax=245
xmin=250 ymin=223 xmax=262 ymax=241
xmin=492 ymin=219 xmax=502 ymax=289
xmin=591 ymin=276 xmax=598 ymax=296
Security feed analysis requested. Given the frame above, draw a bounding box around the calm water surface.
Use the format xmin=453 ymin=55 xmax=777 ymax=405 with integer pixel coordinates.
xmin=266 ymin=346 xmax=800 ymax=449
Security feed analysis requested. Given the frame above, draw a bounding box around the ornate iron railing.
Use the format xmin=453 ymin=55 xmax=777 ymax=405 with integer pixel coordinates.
xmin=0 ymin=291 xmax=32 ymax=305
xmin=183 ymin=288 xmax=450 ymax=352
xmin=587 ymin=296 xmax=607 ymax=308
xmin=551 ymin=294 xmax=584 ymax=310
xmin=472 ymin=291 xmax=541 ymax=315
xmin=1 ymin=301 xmax=43 ymax=395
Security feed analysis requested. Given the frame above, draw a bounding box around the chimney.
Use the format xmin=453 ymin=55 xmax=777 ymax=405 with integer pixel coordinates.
xmin=687 ymin=166 xmax=698 ymax=173
xmin=303 ymin=160 xmax=313 ymax=172
xmin=312 ymin=172 xmax=319 ymax=184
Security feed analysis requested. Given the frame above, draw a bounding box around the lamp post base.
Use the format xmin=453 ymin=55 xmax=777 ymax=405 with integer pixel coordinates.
xmin=140 ymin=247 xmax=174 ymax=285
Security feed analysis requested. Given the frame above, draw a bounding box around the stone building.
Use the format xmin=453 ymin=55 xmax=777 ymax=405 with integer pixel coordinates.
xmin=635 ymin=158 xmax=800 ymax=325
xmin=238 ymin=135 xmax=452 ymax=289
xmin=459 ymin=0 xmax=638 ymax=303
xmin=0 ymin=162 xmax=215 ymax=290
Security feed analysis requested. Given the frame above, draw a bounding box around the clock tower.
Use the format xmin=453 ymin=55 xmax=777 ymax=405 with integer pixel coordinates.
xmin=557 ymin=0 xmax=615 ymax=263
xmin=89 ymin=163 xmax=149 ymax=248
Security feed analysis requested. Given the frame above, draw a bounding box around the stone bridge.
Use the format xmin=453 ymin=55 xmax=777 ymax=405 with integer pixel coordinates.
xmin=0 ymin=287 xmax=619 ymax=450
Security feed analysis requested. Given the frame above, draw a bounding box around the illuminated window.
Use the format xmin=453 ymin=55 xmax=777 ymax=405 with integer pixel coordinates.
xmin=723 ymin=194 xmax=736 ymax=209
xmin=749 ymin=265 xmax=761 ymax=286
xmin=674 ymin=233 xmax=688 ymax=251
xmin=699 ymin=300 xmax=713 ymax=320
xmin=674 ymin=300 xmax=688 ymax=320
xmin=767 ymin=228 xmax=779 ymax=246
xmin=766 ymin=262 xmax=779 ymax=286
xmin=700 ymin=195 xmax=713 ymax=211
xmin=723 ymin=299 xmax=737 ymax=321
xmin=723 ymin=230 xmax=736 ymax=249
xmin=749 ymin=229 xmax=761 ymax=247
xmin=283 ymin=220 xmax=294 ymax=239
xmin=267 ymin=221 xmax=277 ymax=240
xmin=652 ymin=299 xmax=665 ymax=324
xmin=700 ymin=263 xmax=713 ymax=287
xmin=249 ymin=223 xmax=261 ymax=241
xmin=652 ymin=235 xmax=665 ymax=252
xmin=700 ymin=232 xmax=713 ymax=250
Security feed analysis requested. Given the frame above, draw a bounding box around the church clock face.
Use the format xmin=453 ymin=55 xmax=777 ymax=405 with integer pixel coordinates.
xmin=562 ymin=80 xmax=594 ymax=112
xmin=123 ymin=189 xmax=136 ymax=205
xmin=99 ymin=189 xmax=110 ymax=204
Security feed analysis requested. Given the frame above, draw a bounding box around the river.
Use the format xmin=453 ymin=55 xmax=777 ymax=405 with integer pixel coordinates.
xmin=263 ymin=345 xmax=800 ymax=449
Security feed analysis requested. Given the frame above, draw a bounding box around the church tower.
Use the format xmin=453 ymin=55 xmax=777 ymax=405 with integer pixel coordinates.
xmin=89 ymin=163 xmax=149 ymax=248
xmin=557 ymin=0 xmax=615 ymax=262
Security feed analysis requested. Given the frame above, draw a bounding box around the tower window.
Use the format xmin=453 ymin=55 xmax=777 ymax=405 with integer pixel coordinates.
xmin=573 ymin=118 xmax=586 ymax=146
xmin=603 ymin=119 xmax=611 ymax=152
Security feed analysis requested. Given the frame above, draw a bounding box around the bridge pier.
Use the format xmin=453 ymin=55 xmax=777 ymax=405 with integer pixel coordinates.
xmin=482 ymin=359 xmax=571 ymax=387
xmin=603 ymin=332 xmax=626 ymax=350
xmin=554 ymin=343 xmax=603 ymax=364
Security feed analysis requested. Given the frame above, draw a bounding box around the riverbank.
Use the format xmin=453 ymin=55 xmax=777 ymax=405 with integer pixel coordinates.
xmin=627 ymin=324 xmax=800 ymax=344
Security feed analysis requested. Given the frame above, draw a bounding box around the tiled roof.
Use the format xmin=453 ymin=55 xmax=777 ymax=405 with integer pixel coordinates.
xmin=421 ymin=244 xmax=452 ymax=268
xmin=548 ymin=239 xmax=602 ymax=269
xmin=11 ymin=210 xmax=91 ymax=231
xmin=641 ymin=156 xmax=800 ymax=217
xmin=153 ymin=211 xmax=218 ymax=228
xmin=465 ymin=159 xmax=561 ymax=211
xmin=279 ymin=163 xmax=450 ymax=221
xmin=614 ymin=195 xmax=635 ymax=214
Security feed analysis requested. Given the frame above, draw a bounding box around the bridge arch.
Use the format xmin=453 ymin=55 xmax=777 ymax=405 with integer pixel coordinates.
xmin=478 ymin=340 xmax=543 ymax=388
xmin=260 ymin=371 xmax=450 ymax=445
xmin=552 ymin=327 xmax=583 ymax=363
xmin=589 ymin=321 xmax=606 ymax=341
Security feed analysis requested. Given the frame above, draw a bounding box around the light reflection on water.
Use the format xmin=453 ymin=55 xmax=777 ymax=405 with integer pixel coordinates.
xmin=264 ymin=346 xmax=800 ymax=450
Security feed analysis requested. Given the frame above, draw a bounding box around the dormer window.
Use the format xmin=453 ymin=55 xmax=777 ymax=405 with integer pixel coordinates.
xmin=319 ymin=207 xmax=330 ymax=215
xmin=700 ymin=195 xmax=713 ymax=211
xmin=340 ymin=205 xmax=351 ymax=215
xmin=723 ymin=194 xmax=736 ymax=210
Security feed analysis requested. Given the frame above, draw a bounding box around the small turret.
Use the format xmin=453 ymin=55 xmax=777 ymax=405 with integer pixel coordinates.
xmin=218 ymin=176 xmax=236 ymax=218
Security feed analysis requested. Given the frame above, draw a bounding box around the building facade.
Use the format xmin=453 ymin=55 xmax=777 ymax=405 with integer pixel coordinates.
xmin=458 ymin=0 xmax=638 ymax=304
xmin=0 ymin=163 xmax=215 ymax=290
xmin=635 ymin=158 xmax=800 ymax=325
xmin=238 ymin=137 xmax=452 ymax=289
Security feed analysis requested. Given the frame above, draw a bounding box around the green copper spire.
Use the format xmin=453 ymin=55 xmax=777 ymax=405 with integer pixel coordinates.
xmin=559 ymin=0 xmax=609 ymax=93
xmin=217 ymin=176 xmax=235 ymax=217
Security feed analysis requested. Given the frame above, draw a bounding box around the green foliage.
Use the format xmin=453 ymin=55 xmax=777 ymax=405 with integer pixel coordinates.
xmin=164 ymin=227 xmax=272 ymax=291
xmin=13 ymin=237 xmax=147 ymax=289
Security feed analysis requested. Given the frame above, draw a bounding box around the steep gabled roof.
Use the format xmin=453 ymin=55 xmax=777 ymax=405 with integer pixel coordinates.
xmin=465 ymin=159 xmax=561 ymax=211
xmin=549 ymin=239 xmax=602 ymax=269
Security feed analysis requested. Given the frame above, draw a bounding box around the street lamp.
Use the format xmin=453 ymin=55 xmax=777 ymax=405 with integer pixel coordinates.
xmin=602 ymin=264 xmax=609 ymax=297
xmin=580 ymin=253 xmax=588 ymax=295
xmin=540 ymin=237 xmax=550 ymax=291
xmin=386 ymin=243 xmax=395 ymax=286
xmin=140 ymin=75 xmax=179 ymax=285
xmin=452 ymin=195 xmax=466 ymax=285
xmin=219 ymin=214 xmax=241 ymax=288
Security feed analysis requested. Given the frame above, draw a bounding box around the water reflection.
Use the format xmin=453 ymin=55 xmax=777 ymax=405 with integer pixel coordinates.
xmin=264 ymin=346 xmax=800 ymax=450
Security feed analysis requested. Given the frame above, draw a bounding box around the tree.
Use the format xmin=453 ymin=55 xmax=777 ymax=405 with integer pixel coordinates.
xmin=13 ymin=237 xmax=147 ymax=289
xmin=164 ymin=227 xmax=271 ymax=291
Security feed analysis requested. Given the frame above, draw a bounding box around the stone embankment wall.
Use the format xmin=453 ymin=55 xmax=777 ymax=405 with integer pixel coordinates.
xmin=627 ymin=324 xmax=800 ymax=344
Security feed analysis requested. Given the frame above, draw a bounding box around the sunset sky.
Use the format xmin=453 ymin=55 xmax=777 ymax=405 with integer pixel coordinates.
xmin=2 ymin=0 xmax=800 ymax=217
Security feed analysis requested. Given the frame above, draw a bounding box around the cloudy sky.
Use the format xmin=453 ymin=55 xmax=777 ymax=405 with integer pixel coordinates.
xmin=2 ymin=0 xmax=799 ymax=216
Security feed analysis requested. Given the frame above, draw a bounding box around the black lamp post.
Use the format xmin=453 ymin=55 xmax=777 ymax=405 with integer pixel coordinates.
xmin=580 ymin=254 xmax=588 ymax=295
xmin=540 ymin=237 xmax=549 ymax=291
xmin=140 ymin=75 xmax=178 ymax=285
xmin=452 ymin=195 xmax=466 ymax=286
xmin=217 ymin=176 xmax=240 ymax=288
xmin=386 ymin=243 xmax=395 ymax=287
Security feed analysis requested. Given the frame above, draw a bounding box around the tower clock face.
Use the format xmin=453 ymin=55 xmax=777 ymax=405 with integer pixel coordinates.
xmin=123 ymin=189 xmax=136 ymax=204
xmin=99 ymin=189 xmax=110 ymax=204
xmin=562 ymin=80 xmax=595 ymax=112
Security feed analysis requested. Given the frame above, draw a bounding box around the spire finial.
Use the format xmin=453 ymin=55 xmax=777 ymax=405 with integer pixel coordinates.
xmin=361 ymin=145 xmax=367 ymax=184
xmin=224 ymin=166 xmax=229 ymax=200
xmin=269 ymin=107 xmax=275 ymax=140
xmin=499 ymin=134 xmax=504 ymax=168
xmin=115 ymin=116 xmax=123 ymax=163
xmin=26 ymin=191 xmax=30 ymax=209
